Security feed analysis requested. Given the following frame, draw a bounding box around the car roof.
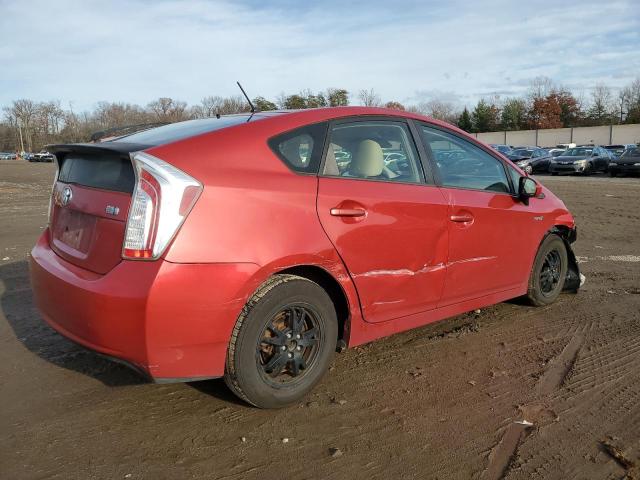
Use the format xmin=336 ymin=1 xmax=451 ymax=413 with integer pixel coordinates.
xmin=49 ymin=107 xmax=475 ymax=155
xmin=116 ymin=106 xmax=470 ymax=148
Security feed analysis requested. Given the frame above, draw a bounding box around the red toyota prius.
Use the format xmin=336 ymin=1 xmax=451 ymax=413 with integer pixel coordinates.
xmin=30 ymin=107 xmax=581 ymax=408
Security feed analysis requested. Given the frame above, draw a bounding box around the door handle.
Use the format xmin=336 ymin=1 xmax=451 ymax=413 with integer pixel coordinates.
xmin=330 ymin=207 xmax=366 ymax=217
xmin=450 ymin=214 xmax=474 ymax=223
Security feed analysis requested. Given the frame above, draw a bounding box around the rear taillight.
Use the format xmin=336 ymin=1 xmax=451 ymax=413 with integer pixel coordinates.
xmin=123 ymin=152 xmax=202 ymax=260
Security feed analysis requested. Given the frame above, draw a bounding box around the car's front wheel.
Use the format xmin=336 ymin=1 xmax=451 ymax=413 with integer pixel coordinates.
xmin=527 ymin=234 xmax=568 ymax=306
xmin=224 ymin=274 xmax=338 ymax=408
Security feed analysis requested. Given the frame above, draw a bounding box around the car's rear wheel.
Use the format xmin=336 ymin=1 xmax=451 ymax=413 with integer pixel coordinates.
xmin=527 ymin=234 xmax=568 ymax=306
xmin=224 ymin=274 xmax=337 ymax=408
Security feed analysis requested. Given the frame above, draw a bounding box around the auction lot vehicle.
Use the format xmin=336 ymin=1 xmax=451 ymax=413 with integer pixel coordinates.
xmin=510 ymin=147 xmax=553 ymax=174
xmin=549 ymin=145 xmax=611 ymax=175
xmin=30 ymin=151 xmax=55 ymax=162
xmin=30 ymin=107 xmax=581 ymax=408
xmin=609 ymin=146 xmax=640 ymax=176
xmin=604 ymin=144 xmax=636 ymax=158
xmin=489 ymin=143 xmax=513 ymax=155
xmin=0 ymin=152 xmax=17 ymax=160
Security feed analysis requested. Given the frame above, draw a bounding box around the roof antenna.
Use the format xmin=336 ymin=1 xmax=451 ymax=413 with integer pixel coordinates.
xmin=237 ymin=81 xmax=257 ymax=114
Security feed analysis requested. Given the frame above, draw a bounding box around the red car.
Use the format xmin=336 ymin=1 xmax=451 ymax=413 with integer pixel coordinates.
xmin=30 ymin=107 xmax=581 ymax=408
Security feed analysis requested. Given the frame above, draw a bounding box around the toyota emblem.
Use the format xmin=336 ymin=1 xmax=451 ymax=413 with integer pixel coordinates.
xmin=61 ymin=186 xmax=73 ymax=206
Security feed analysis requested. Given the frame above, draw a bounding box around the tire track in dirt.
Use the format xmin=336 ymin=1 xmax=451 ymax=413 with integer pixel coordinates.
xmin=535 ymin=332 xmax=584 ymax=395
xmin=481 ymin=329 xmax=587 ymax=479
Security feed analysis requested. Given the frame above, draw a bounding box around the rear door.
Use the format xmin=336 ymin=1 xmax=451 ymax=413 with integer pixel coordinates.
xmin=316 ymin=118 xmax=449 ymax=324
xmin=417 ymin=124 xmax=543 ymax=306
xmin=49 ymin=150 xmax=135 ymax=274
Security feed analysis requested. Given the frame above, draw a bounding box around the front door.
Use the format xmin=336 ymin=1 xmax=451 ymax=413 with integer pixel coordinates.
xmin=316 ymin=119 xmax=449 ymax=323
xmin=418 ymin=124 xmax=540 ymax=306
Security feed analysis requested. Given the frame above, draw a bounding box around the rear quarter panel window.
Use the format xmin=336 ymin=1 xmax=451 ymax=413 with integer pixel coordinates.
xmin=268 ymin=122 xmax=328 ymax=173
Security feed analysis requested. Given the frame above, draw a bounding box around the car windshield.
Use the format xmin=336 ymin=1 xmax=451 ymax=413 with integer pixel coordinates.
xmin=494 ymin=145 xmax=511 ymax=153
xmin=564 ymin=148 xmax=592 ymax=156
xmin=551 ymin=150 xmax=564 ymax=157
xmin=621 ymin=147 xmax=639 ymax=158
xmin=513 ymin=149 xmax=533 ymax=156
xmin=605 ymin=146 xmax=626 ymax=155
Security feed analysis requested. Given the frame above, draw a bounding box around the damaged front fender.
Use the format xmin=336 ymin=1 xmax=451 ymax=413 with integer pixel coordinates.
xmin=550 ymin=226 xmax=582 ymax=293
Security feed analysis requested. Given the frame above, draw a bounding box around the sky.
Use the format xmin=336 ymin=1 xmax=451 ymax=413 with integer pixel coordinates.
xmin=1 ymin=0 xmax=639 ymax=111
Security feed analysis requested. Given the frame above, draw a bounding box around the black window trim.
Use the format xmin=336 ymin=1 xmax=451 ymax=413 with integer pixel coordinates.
xmin=318 ymin=115 xmax=431 ymax=187
xmin=412 ymin=120 xmax=521 ymax=196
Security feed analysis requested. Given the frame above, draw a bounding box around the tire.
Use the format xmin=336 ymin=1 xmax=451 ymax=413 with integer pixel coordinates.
xmin=527 ymin=234 xmax=568 ymax=307
xmin=551 ymin=172 xmax=558 ymax=176
xmin=609 ymin=171 xmax=616 ymax=177
xmin=585 ymin=162 xmax=593 ymax=175
xmin=224 ymin=274 xmax=338 ymax=408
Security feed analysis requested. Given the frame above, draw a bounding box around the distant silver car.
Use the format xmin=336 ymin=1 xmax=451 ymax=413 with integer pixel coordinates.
xmin=30 ymin=151 xmax=55 ymax=162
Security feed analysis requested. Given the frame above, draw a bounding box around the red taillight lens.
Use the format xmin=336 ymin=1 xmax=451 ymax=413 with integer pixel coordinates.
xmin=123 ymin=152 xmax=202 ymax=260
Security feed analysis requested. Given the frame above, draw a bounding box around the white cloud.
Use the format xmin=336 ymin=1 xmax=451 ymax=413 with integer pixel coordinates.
xmin=0 ymin=0 xmax=638 ymax=110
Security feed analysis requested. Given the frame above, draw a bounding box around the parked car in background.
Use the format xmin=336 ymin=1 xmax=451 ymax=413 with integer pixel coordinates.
xmin=29 ymin=106 xmax=582 ymax=408
xmin=489 ymin=144 xmax=513 ymax=155
xmin=548 ymin=148 xmax=567 ymax=157
xmin=549 ymin=146 xmax=611 ymax=175
xmin=604 ymin=144 xmax=636 ymax=158
xmin=0 ymin=152 xmax=18 ymax=160
xmin=556 ymin=143 xmax=576 ymax=150
xmin=609 ymin=146 xmax=640 ymax=176
xmin=30 ymin=151 xmax=55 ymax=162
xmin=23 ymin=152 xmax=35 ymax=161
xmin=509 ymin=147 xmax=553 ymax=174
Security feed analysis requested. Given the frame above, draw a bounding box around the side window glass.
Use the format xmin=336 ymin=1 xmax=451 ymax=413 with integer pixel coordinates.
xmin=322 ymin=121 xmax=424 ymax=184
xmin=268 ymin=122 xmax=328 ymax=173
xmin=419 ymin=125 xmax=511 ymax=193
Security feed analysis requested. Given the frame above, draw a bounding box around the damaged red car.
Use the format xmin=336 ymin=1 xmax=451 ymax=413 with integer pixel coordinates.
xmin=30 ymin=107 xmax=581 ymax=408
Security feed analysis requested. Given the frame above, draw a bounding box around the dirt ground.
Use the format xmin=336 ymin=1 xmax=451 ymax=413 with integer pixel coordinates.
xmin=1 ymin=161 xmax=639 ymax=480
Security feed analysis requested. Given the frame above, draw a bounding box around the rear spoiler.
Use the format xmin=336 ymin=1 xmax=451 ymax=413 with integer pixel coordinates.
xmin=46 ymin=142 xmax=151 ymax=156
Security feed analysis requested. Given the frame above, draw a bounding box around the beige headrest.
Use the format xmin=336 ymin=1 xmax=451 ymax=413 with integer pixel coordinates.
xmin=279 ymin=136 xmax=305 ymax=167
xmin=353 ymin=140 xmax=384 ymax=177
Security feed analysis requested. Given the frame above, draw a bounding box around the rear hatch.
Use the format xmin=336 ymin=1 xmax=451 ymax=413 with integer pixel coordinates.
xmin=48 ymin=145 xmax=142 ymax=274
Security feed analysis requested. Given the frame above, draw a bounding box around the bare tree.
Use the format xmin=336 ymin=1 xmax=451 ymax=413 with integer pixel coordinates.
xmin=588 ymin=83 xmax=614 ymax=123
xmin=147 ymin=97 xmax=189 ymax=122
xmin=417 ymin=99 xmax=458 ymax=124
xmin=617 ymin=87 xmax=632 ymax=123
xmin=3 ymin=99 xmax=38 ymax=151
xmin=358 ymin=88 xmax=382 ymax=107
xmin=527 ymin=76 xmax=554 ymax=101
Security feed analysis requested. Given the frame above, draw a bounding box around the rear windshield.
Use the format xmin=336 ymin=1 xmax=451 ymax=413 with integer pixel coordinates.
xmin=58 ymin=154 xmax=135 ymax=193
xmin=111 ymin=115 xmax=259 ymax=146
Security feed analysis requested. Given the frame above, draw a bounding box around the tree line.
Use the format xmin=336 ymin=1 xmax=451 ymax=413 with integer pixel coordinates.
xmin=2 ymin=77 xmax=639 ymax=152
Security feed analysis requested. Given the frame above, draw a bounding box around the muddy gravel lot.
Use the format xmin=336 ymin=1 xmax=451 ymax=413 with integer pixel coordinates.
xmin=1 ymin=161 xmax=639 ymax=480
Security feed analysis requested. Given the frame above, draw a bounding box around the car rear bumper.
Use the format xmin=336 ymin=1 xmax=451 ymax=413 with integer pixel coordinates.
xmin=30 ymin=230 xmax=259 ymax=382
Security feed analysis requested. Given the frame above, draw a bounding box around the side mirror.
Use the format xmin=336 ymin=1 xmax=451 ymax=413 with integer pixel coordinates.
xmin=518 ymin=177 xmax=539 ymax=205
